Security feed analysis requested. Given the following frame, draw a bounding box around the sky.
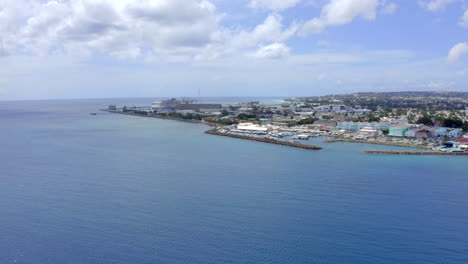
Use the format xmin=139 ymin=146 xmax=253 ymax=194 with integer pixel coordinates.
xmin=1 ymin=0 xmax=468 ymax=100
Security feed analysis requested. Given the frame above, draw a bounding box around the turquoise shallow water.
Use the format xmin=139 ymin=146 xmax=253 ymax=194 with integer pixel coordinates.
xmin=1 ymin=99 xmax=468 ymax=264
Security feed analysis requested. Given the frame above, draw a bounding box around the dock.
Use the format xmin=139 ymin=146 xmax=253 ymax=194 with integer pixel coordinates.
xmin=205 ymin=128 xmax=322 ymax=150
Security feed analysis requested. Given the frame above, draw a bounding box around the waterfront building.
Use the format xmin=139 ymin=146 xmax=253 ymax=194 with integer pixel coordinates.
xmin=234 ymin=123 xmax=268 ymax=134
xmin=175 ymin=104 xmax=222 ymax=112
xmin=415 ymin=129 xmax=433 ymax=139
xmin=294 ymin=112 xmax=315 ymax=119
xmin=404 ymin=129 xmax=417 ymax=138
xmin=313 ymin=105 xmax=332 ymax=113
xmin=313 ymin=119 xmax=337 ymax=128
xmin=448 ymin=129 xmax=463 ymax=138
xmin=337 ymin=121 xmax=390 ymax=131
xmin=389 ymin=124 xmax=410 ymax=137
xmin=358 ymin=127 xmax=379 ymax=136
xmin=352 ymin=109 xmax=372 ymax=115
xmin=199 ymin=109 xmax=222 ymax=115
xmin=108 ymin=105 xmax=117 ymax=111
xmin=175 ymin=110 xmax=195 ymax=114
xmin=460 ymin=134 xmax=468 ymax=143
xmin=435 ymin=127 xmax=448 ymax=137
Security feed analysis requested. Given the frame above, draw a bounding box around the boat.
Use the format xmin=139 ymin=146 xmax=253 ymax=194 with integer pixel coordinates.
xmin=90 ymin=113 xmax=97 ymax=115
xmin=291 ymin=134 xmax=310 ymax=140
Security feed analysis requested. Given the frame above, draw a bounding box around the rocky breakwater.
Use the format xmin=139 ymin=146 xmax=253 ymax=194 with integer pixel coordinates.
xmin=364 ymin=150 xmax=468 ymax=155
xmin=205 ymin=128 xmax=322 ymax=150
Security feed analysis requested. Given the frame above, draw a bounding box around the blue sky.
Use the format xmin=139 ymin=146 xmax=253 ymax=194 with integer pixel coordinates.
xmin=1 ymin=0 xmax=468 ymax=100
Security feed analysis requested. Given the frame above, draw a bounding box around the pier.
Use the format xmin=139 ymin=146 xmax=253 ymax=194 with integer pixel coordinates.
xmin=205 ymin=128 xmax=322 ymax=150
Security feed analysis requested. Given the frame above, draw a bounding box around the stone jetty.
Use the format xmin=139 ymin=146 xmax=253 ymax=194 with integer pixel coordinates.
xmin=364 ymin=150 xmax=468 ymax=155
xmin=205 ymin=128 xmax=322 ymax=150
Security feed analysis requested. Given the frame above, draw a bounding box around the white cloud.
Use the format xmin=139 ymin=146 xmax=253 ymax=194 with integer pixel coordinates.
xmin=0 ymin=0 xmax=223 ymax=60
xmin=0 ymin=0 xmax=301 ymax=62
xmin=231 ymin=14 xmax=298 ymax=49
xmin=381 ymin=2 xmax=398 ymax=15
xmin=447 ymin=42 xmax=468 ymax=63
xmin=460 ymin=9 xmax=468 ymax=27
xmin=248 ymin=0 xmax=303 ymax=11
xmin=299 ymin=0 xmax=380 ymax=35
xmin=254 ymin=42 xmax=290 ymax=59
xmin=418 ymin=0 xmax=458 ymax=12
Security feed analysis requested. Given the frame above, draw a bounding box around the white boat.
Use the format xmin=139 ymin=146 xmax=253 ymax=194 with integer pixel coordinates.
xmin=292 ymin=134 xmax=309 ymax=140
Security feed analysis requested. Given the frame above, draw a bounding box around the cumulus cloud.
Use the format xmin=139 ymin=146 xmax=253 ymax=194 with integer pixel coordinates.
xmin=418 ymin=0 xmax=458 ymax=12
xmin=231 ymin=14 xmax=298 ymax=49
xmin=381 ymin=2 xmax=398 ymax=15
xmin=254 ymin=42 xmax=290 ymax=59
xmin=460 ymin=9 xmax=468 ymax=27
xmin=447 ymin=42 xmax=468 ymax=63
xmin=299 ymin=0 xmax=380 ymax=35
xmin=248 ymin=0 xmax=303 ymax=11
xmin=0 ymin=0 xmax=302 ymax=62
xmin=0 ymin=0 xmax=224 ymax=60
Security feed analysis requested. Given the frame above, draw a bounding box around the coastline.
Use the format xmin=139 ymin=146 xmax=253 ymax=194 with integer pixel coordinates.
xmin=104 ymin=110 xmax=217 ymax=126
xmin=104 ymin=110 xmax=467 ymax=155
xmin=324 ymin=137 xmax=432 ymax=150
xmin=105 ymin=110 xmax=322 ymax=150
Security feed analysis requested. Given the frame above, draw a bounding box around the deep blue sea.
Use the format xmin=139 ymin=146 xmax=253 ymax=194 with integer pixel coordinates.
xmin=1 ymin=98 xmax=468 ymax=264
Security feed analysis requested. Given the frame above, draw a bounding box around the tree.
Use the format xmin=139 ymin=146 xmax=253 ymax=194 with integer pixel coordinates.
xmin=417 ymin=115 xmax=434 ymax=126
xmin=442 ymin=117 xmax=463 ymax=128
xmin=237 ymin=113 xmax=258 ymax=120
xmin=221 ymin=109 xmax=230 ymax=117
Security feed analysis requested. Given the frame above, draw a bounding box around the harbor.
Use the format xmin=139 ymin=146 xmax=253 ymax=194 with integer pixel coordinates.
xmin=103 ymin=96 xmax=468 ymax=154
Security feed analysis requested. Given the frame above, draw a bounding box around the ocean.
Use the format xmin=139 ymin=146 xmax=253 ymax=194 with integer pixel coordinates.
xmin=1 ymin=98 xmax=468 ymax=264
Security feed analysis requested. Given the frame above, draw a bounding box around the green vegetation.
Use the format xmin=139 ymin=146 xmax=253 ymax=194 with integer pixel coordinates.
xmin=237 ymin=113 xmax=258 ymax=120
xmin=205 ymin=118 xmax=238 ymax=125
xmin=417 ymin=115 xmax=434 ymax=126
xmin=442 ymin=117 xmax=464 ymax=128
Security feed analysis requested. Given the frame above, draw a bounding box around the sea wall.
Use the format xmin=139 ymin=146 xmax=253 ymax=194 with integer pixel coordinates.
xmin=364 ymin=150 xmax=468 ymax=155
xmin=205 ymin=128 xmax=322 ymax=150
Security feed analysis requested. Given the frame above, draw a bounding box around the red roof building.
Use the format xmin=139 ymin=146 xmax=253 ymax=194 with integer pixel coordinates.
xmin=460 ymin=134 xmax=468 ymax=143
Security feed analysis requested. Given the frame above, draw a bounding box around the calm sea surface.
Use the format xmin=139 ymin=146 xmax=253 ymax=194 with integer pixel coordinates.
xmin=1 ymin=99 xmax=468 ymax=264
